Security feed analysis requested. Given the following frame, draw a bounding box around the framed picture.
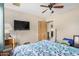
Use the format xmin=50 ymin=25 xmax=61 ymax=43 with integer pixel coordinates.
xmin=73 ymin=35 xmax=79 ymax=47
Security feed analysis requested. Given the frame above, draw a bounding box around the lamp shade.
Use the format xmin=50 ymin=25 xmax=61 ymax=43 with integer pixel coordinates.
xmin=5 ymin=23 xmax=12 ymax=33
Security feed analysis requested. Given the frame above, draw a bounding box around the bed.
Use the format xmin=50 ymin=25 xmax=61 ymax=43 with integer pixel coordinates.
xmin=12 ymin=40 xmax=79 ymax=56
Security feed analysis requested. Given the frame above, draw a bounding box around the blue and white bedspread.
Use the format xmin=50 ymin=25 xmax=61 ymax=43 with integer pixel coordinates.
xmin=12 ymin=40 xmax=79 ymax=56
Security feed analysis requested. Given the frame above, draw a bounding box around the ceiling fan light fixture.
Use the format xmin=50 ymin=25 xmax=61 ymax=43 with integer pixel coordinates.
xmin=51 ymin=11 xmax=54 ymax=13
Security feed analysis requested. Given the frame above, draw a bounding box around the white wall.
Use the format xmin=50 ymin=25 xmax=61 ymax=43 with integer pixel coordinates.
xmin=5 ymin=5 xmax=79 ymax=44
xmin=47 ymin=7 xmax=79 ymax=42
xmin=4 ymin=8 xmax=44 ymax=44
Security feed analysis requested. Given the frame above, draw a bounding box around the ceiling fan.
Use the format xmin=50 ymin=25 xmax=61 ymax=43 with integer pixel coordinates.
xmin=40 ymin=3 xmax=64 ymax=13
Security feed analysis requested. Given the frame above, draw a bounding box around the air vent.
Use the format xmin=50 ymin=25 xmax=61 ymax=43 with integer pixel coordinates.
xmin=13 ymin=3 xmax=20 ymax=7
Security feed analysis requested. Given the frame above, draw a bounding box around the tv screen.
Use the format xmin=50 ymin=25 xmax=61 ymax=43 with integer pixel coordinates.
xmin=14 ymin=20 xmax=30 ymax=30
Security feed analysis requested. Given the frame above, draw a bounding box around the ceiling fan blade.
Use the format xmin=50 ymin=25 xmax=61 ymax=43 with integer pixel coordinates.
xmin=42 ymin=9 xmax=48 ymax=13
xmin=40 ymin=5 xmax=48 ymax=7
xmin=53 ymin=5 xmax=64 ymax=8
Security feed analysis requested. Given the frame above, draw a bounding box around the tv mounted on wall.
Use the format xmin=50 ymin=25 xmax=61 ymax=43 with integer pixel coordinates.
xmin=14 ymin=20 xmax=30 ymax=30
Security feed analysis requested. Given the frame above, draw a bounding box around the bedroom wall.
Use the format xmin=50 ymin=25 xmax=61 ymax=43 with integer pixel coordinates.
xmin=4 ymin=8 xmax=44 ymax=44
xmin=47 ymin=7 xmax=79 ymax=42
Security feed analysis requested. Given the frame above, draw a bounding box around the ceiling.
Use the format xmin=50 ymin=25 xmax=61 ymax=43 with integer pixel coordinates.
xmin=4 ymin=3 xmax=79 ymax=19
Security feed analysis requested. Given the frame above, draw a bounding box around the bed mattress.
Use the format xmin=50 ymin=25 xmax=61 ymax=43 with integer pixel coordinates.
xmin=12 ymin=40 xmax=79 ymax=56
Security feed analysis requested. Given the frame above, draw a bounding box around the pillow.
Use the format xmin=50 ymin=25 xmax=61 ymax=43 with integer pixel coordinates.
xmin=63 ymin=38 xmax=74 ymax=46
xmin=59 ymin=40 xmax=70 ymax=46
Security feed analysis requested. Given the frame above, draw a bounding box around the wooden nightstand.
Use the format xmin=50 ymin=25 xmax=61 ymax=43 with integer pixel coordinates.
xmin=5 ymin=38 xmax=16 ymax=49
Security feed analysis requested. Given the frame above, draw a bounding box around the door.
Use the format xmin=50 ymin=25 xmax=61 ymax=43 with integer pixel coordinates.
xmin=38 ymin=21 xmax=47 ymax=40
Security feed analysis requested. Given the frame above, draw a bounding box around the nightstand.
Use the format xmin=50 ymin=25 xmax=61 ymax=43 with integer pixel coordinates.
xmin=5 ymin=38 xmax=16 ymax=49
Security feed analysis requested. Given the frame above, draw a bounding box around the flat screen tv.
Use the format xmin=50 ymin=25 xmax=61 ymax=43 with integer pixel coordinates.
xmin=14 ymin=20 xmax=30 ymax=30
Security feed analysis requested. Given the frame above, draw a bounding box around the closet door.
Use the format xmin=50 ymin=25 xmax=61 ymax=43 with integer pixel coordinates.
xmin=38 ymin=21 xmax=47 ymax=40
xmin=0 ymin=3 xmax=4 ymax=51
